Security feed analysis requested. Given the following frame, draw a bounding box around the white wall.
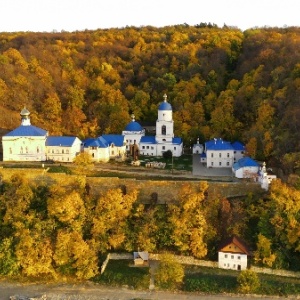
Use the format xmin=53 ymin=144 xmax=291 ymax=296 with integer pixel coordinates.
xmin=3 ymin=136 xmax=46 ymax=161
xmin=206 ymin=150 xmax=234 ymax=168
xmin=234 ymin=166 xmax=259 ymax=179
xmin=84 ymin=147 xmax=110 ymax=162
xmin=218 ymin=252 xmax=247 ymax=270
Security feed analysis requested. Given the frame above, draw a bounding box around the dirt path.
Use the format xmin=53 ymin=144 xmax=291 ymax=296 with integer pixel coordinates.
xmin=0 ymin=281 xmax=297 ymax=300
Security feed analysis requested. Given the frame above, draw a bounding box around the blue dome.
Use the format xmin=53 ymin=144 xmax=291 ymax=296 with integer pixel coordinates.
xmin=158 ymin=101 xmax=172 ymax=111
xmin=125 ymin=121 xmax=143 ymax=132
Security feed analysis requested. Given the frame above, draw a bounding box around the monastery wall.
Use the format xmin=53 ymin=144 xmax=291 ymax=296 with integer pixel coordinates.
xmin=0 ymin=168 xmax=265 ymax=203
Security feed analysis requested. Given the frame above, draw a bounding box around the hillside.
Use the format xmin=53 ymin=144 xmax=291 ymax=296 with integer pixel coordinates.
xmin=0 ymin=25 xmax=300 ymax=174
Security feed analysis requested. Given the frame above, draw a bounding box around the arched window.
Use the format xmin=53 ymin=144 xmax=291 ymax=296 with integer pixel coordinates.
xmin=161 ymin=125 xmax=166 ymax=135
xmin=37 ymin=146 xmax=39 ymax=153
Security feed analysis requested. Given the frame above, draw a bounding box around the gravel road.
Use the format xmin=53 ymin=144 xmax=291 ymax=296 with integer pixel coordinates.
xmin=0 ymin=281 xmax=298 ymax=300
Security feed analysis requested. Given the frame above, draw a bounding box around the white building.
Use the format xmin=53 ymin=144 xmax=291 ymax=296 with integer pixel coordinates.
xmin=45 ymin=136 xmax=82 ymax=163
xmin=122 ymin=114 xmax=145 ymax=152
xmin=139 ymin=94 xmax=183 ymax=157
xmin=2 ymin=108 xmax=48 ymax=161
xmin=83 ymin=136 xmax=110 ymax=163
xmin=218 ymin=235 xmax=251 ymax=271
xmin=201 ymin=138 xmax=245 ymax=168
xmin=192 ymin=138 xmax=204 ymax=154
xmin=232 ymin=156 xmax=260 ymax=179
xmin=205 ymin=138 xmax=234 ymax=168
xmin=102 ymin=134 xmax=126 ymax=159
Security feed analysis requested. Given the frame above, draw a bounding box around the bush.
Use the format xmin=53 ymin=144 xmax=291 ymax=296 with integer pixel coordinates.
xmin=163 ymin=150 xmax=172 ymax=159
xmin=237 ymin=269 xmax=260 ymax=294
xmin=154 ymin=253 xmax=184 ymax=290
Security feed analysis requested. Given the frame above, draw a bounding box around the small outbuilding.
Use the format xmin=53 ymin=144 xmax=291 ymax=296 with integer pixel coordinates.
xmin=232 ymin=156 xmax=260 ymax=179
xmin=133 ymin=251 xmax=149 ymax=266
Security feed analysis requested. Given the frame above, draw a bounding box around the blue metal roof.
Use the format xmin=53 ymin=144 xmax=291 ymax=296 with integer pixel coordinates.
xmin=5 ymin=125 xmax=47 ymax=137
xmin=206 ymin=138 xmax=233 ymax=151
xmin=102 ymin=134 xmax=125 ymax=147
xmin=46 ymin=136 xmax=80 ymax=147
xmin=124 ymin=121 xmax=143 ymax=132
xmin=233 ymin=157 xmax=259 ymax=170
xmin=158 ymin=101 xmax=172 ymax=111
xmin=83 ymin=137 xmax=108 ymax=148
xmin=140 ymin=136 xmax=157 ymax=144
xmin=172 ymin=137 xmax=182 ymax=145
xmin=232 ymin=141 xmax=245 ymax=151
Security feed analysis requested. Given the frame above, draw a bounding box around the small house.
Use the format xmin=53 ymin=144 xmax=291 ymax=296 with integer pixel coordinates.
xmin=218 ymin=235 xmax=251 ymax=271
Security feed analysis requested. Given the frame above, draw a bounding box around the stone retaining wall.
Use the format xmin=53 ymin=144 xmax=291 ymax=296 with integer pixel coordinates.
xmin=251 ymin=266 xmax=300 ymax=278
xmin=0 ymin=168 xmax=265 ymax=203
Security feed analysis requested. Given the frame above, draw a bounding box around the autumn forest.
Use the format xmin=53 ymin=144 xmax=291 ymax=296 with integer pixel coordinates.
xmin=0 ymin=25 xmax=299 ymax=173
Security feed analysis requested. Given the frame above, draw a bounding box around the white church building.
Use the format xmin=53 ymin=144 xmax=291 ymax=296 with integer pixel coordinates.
xmin=2 ymin=94 xmax=183 ymax=162
xmin=138 ymin=94 xmax=183 ymax=157
xmin=2 ymin=108 xmax=48 ymax=161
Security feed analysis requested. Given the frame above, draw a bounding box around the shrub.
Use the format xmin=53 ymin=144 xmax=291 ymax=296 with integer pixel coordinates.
xmin=154 ymin=253 xmax=184 ymax=290
xmin=237 ymin=269 xmax=260 ymax=294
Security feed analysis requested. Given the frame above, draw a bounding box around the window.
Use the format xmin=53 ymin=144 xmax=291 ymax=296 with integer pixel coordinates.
xmin=219 ymin=162 xmax=222 ymax=166
xmin=37 ymin=146 xmax=39 ymax=153
xmin=146 ymin=146 xmax=149 ymax=149
xmin=211 ymin=162 xmax=214 ymax=166
xmin=231 ymin=255 xmax=234 ymax=259
xmin=219 ymin=153 xmax=221 ymax=158
xmin=142 ymin=146 xmax=145 ymax=149
xmin=224 ymin=254 xmax=228 ymax=258
xmin=226 ymin=162 xmax=230 ymax=166
xmin=151 ymin=146 xmax=154 ymax=150
xmin=162 ymin=146 xmax=165 ymax=150
xmin=161 ymin=125 xmax=166 ymax=135
xmin=25 ymin=147 xmax=28 ymax=153
xmin=211 ymin=153 xmax=214 ymax=158
xmin=227 ymin=153 xmax=230 ymax=158
xmin=52 ymin=150 xmax=54 ymax=153
xmin=174 ymin=147 xmax=176 ymax=150
xmin=237 ymin=256 xmax=241 ymax=260
xmin=62 ymin=149 xmax=64 ymax=154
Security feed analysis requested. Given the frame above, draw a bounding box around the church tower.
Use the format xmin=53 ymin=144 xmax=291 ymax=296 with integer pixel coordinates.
xmin=155 ymin=94 xmax=174 ymax=143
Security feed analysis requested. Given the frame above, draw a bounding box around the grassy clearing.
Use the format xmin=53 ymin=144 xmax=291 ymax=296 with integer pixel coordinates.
xmin=95 ymin=260 xmax=300 ymax=296
xmin=93 ymin=260 xmax=150 ymax=290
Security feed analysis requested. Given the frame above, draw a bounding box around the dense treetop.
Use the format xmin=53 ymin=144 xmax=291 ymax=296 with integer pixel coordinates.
xmin=0 ymin=25 xmax=299 ymax=170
